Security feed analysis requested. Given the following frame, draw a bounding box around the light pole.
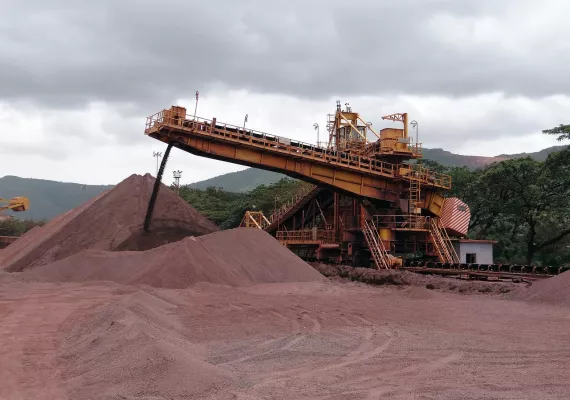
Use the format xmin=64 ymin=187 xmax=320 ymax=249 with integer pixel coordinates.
xmin=193 ymin=91 xmax=199 ymax=121
xmin=153 ymin=152 xmax=162 ymax=176
xmin=173 ymin=170 xmax=182 ymax=194
xmin=313 ymin=123 xmax=319 ymax=146
xmin=243 ymin=114 xmax=248 ymax=130
xmin=410 ymin=120 xmax=419 ymax=152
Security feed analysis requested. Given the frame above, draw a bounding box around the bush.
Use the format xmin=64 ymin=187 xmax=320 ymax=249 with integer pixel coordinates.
xmin=0 ymin=218 xmax=45 ymax=236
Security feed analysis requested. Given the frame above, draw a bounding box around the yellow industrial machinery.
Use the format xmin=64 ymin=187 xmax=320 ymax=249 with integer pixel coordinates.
xmin=240 ymin=211 xmax=270 ymax=230
xmin=0 ymin=197 xmax=29 ymax=213
xmin=144 ymin=103 xmax=459 ymax=268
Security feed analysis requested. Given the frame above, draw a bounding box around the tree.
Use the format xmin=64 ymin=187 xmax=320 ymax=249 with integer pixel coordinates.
xmin=480 ymin=155 xmax=570 ymax=265
xmin=178 ymin=178 xmax=303 ymax=229
xmin=0 ymin=218 xmax=45 ymax=236
xmin=543 ymin=124 xmax=570 ymax=141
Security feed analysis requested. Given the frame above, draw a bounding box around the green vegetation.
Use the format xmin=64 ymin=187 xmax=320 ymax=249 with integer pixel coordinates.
xmin=188 ymin=146 xmax=568 ymax=192
xmin=178 ymin=178 xmax=303 ymax=229
xmin=188 ymin=169 xmax=287 ymax=192
xmin=432 ymin=149 xmax=570 ymax=265
xmin=181 ymin=142 xmax=570 ymax=266
xmin=543 ymin=124 xmax=570 ymax=141
xmin=0 ymin=175 xmax=111 ymax=221
xmin=0 ymin=218 xmax=45 ymax=237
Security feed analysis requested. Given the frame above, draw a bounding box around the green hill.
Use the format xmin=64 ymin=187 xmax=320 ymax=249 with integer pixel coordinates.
xmin=189 ymin=145 xmax=568 ymax=192
xmin=189 ymin=169 xmax=284 ymax=192
xmin=2 ymin=145 xmax=565 ymax=220
xmin=0 ymin=176 xmax=112 ymax=221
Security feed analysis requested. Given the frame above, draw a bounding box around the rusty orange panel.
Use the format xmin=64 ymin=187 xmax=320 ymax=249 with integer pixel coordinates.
xmin=424 ymin=191 xmax=445 ymax=217
xmin=260 ymin=153 xmax=288 ymax=170
xmin=311 ymin=165 xmax=334 ymax=179
xmin=153 ymin=131 xmax=402 ymax=201
xmin=210 ymin=142 xmax=237 ymax=158
xmin=235 ymin=147 xmax=262 ymax=163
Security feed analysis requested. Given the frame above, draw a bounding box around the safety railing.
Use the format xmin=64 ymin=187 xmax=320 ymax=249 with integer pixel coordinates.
xmin=404 ymin=163 xmax=452 ymax=189
xmin=365 ymin=140 xmax=422 ymax=158
xmin=362 ymin=220 xmax=391 ymax=269
xmin=240 ymin=211 xmax=271 ymax=229
xmin=276 ymin=229 xmax=336 ymax=243
xmin=145 ymin=109 xmax=452 ymax=189
xmin=429 ymin=217 xmax=460 ymax=264
xmin=373 ymin=214 xmax=430 ymax=230
xmin=268 ymin=183 xmax=316 ymax=225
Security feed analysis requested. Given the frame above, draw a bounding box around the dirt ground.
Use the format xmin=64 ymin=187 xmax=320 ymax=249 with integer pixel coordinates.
xmin=1 ymin=277 xmax=569 ymax=400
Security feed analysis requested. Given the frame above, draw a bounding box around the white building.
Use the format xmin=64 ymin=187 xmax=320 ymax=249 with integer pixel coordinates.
xmin=452 ymin=239 xmax=496 ymax=264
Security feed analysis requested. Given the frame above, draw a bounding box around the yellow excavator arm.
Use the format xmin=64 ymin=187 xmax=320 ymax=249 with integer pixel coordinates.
xmin=0 ymin=197 xmax=30 ymax=212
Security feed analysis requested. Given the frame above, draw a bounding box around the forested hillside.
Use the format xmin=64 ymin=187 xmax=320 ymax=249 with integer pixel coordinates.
xmin=189 ymin=145 xmax=567 ymax=192
xmin=0 ymin=176 xmax=112 ymax=220
xmin=180 ymin=125 xmax=570 ymax=266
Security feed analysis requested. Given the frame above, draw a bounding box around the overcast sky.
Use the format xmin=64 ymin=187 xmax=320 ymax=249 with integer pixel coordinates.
xmin=1 ymin=0 xmax=568 ymax=185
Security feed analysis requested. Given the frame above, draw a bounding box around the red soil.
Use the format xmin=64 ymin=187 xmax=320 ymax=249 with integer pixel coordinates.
xmin=512 ymin=270 xmax=570 ymax=305
xmin=2 ymin=171 xmax=570 ymax=398
xmin=1 ymin=174 xmax=218 ymax=272
xmin=22 ymin=228 xmax=325 ymax=288
xmin=2 ymin=280 xmax=570 ymax=399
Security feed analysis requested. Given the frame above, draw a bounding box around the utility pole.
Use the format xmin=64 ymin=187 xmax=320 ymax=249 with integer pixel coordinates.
xmin=313 ymin=123 xmax=319 ymax=146
xmin=173 ymin=170 xmax=182 ymax=194
xmin=153 ymin=151 xmax=162 ymax=176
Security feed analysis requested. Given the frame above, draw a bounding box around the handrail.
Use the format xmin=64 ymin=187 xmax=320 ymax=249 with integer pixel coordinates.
xmin=276 ymin=229 xmax=336 ymax=243
xmin=363 ymin=220 xmax=390 ymax=269
xmin=429 ymin=217 xmax=459 ymax=263
xmin=268 ymin=183 xmax=316 ymax=224
xmin=373 ymin=214 xmax=430 ymax=230
xmin=145 ymin=110 xmax=452 ymax=190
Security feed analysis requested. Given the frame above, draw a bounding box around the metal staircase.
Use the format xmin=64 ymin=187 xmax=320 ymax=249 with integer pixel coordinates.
xmin=265 ymin=184 xmax=321 ymax=233
xmin=429 ymin=217 xmax=459 ymax=263
xmin=362 ymin=220 xmax=391 ymax=269
xmin=409 ymin=175 xmax=421 ymax=214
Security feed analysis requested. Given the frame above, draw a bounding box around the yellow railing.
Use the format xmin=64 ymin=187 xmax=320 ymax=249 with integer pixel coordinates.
xmin=407 ymin=163 xmax=452 ymax=190
xmin=276 ymin=229 xmax=336 ymax=243
xmin=145 ymin=109 xmax=451 ymax=190
xmin=373 ymin=214 xmax=430 ymax=230
xmin=267 ymin=183 xmax=316 ymax=225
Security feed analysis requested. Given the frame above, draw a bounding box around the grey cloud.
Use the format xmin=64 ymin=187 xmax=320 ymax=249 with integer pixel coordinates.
xmin=0 ymin=141 xmax=68 ymax=160
xmin=0 ymin=0 xmax=568 ymax=109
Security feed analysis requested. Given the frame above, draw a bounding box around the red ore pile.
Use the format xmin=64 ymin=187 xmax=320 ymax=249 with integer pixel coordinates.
xmin=1 ymin=174 xmax=218 ymax=272
xmin=513 ymin=270 xmax=570 ymax=306
xmin=23 ymin=228 xmax=325 ymax=288
xmin=58 ymin=290 xmax=232 ymax=399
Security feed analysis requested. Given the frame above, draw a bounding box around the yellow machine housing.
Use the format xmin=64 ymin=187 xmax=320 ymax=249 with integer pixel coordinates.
xmin=0 ymin=197 xmax=30 ymax=212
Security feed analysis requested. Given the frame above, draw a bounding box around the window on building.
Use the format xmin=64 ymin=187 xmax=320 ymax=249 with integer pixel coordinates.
xmin=466 ymin=253 xmax=477 ymax=263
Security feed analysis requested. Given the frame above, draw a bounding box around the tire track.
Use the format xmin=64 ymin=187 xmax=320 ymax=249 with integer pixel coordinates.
xmin=216 ymin=310 xmax=309 ymax=365
xmin=346 ymin=351 xmax=464 ymax=394
xmin=253 ymin=324 xmax=394 ymax=386
xmin=299 ymin=328 xmax=394 ymax=379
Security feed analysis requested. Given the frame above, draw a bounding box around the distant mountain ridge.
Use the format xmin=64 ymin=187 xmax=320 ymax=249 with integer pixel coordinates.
xmin=2 ymin=145 xmax=566 ymax=220
xmin=189 ymin=145 xmax=568 ymax=192
xmin=0 ymin=176 xmax=112 ymax=221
